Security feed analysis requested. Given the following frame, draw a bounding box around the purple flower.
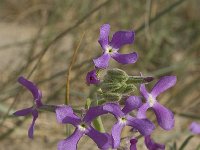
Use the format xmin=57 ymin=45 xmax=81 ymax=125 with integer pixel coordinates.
xmin=93 ymin=24 xmax=138 ymax=68
xmin=137 ymin=76 xmax=177 ymax=130
xmin=189 ymin=122 xmax=200 ymax=134
xmin=55 ymin=105 xmax=111 ymax=150
xmin=130 ymin=138 xmax=138 ymax=150
xmin=102 ymin=96 xmax=155 ymax=148
xmin=145 ymin=135 xmax=165 ymax=150
xmin=13 ymin=76 xmax=43 ymax=139
xmin=86 ymin=69 xmax=100 ymax=85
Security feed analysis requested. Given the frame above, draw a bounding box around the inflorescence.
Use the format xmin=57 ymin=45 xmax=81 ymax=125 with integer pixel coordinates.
xmin=14 ymin=24 xmax=180 ymax=150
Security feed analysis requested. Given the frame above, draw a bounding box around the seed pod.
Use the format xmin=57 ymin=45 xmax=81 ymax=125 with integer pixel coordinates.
xmin=126 ymin=76 xmax=153 ymax=84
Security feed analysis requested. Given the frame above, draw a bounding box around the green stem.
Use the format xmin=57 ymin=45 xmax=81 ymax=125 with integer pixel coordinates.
xmin=93 ymin=116 xmax=105 ymax=132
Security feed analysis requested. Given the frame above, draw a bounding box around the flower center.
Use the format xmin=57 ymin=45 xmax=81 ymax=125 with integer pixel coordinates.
xmin=119 ymin=117 xmax=127 ymax=124
xmin=78 ymin=123 xmax=87 ymax=131
xmin=148 ymin=94 xmax=155 ymax=107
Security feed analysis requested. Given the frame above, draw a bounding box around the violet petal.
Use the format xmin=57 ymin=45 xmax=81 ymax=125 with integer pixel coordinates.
xmin=110 ymin=31 xmax=134 ymax=49
xmin=122 ymin=96 xmax=142 ymax=114
xmin=152 ymin=102 xmax=174 ymax=130
xmin=83 ymin=106 xmax=107 ymax=124
xmin=13 ymin=107 xmax=32 ymax=116
xmin=111 ymin=52 xmax=138 ymax=64
xmin=18 ymin=76 xmax=42 ymax=107
xmin=127 ymin=116 xmax=155 ymax=136
xmin=28 ymin=109 xmax=38 ymax=139
xmin=98 ymin=24 xmax=110 ymax=50
xmin=86 ymin=126 xmax=111 ymax=149
xmin=93 ymin=53 xmax=111 ymax=69
xmin=140 ymin=84 xmax=149 ymax=100
xmin=58 ymin=128 xmax=84 ymax=150
xmin=103 ymin=103 xmax=124 ymax=118
xmin=56 ymin=105 xmax=81 ymax=126
xmin=145 ymin=135 xmax=165 ymax=150
xmin=137 ymin=103 xmax=150 ymax=119
xmin=130 ymin=138 xmax=138 ymax=150
xmin=189 ymin=122 xmax=200 ymax=134
xmin=111 ymin=122 xmax=125 ymax=148
xmin=151 ymin=76 xmax=177 ymax=98
xmin=86 ymin=69 xmax=100 ymax=85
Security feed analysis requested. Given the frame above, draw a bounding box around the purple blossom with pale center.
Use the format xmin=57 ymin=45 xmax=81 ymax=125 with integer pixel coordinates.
xmin=130 ymin=138 xmax=138 ymax=150
xmin=93 ymin=24 xmax=138 ymax=68
xmin=55 ymin=105 xmax=111 ymax=150
xmin=189 ymin=122 xmax=200 ymax=134
xmin=13 ymin=76 xmax=43 ymax=139
xmin=86 ymin=69 xmax=100 ymax=85
xmin=137 ymin=76 xmax=177 ymax=130
xmin=102 ymin=96 xmax=155 ymax=148
xmin=145 ymin=135 xmax=165 ymax=150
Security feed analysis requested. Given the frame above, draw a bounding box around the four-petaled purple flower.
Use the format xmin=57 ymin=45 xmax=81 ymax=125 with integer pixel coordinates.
xmin=55 ymin=105 xmax=111 ymax=150
xmin=13 ymin=76 xmax=43 ymax=139
xmin=137 ymin=76 xmax=177 ymax=130
xmin=145 ymin=135 xmax=165 ymax=150
xmin=86 ymin=69 xmax=100 ymax=85
xmin=189 ymin=122 xmax=200 ymax=134
xmin=93 ymin=24 xmax=138 ymax=68
xmin=102 ymin=96 xmax=155 ymax=148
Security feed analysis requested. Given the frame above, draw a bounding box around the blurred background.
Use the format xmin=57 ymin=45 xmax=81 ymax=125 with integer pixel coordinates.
xmin=0 ymin=0 xmax=199 ymax=149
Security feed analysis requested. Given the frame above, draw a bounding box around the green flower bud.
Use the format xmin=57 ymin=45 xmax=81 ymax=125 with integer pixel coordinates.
xmin=123 ymin=84 xmax=137 ymax=93
xmin=101 ymin=92 xmax=122 ymax=101
xmin=100 ymin=82 xmax=121 ymax=92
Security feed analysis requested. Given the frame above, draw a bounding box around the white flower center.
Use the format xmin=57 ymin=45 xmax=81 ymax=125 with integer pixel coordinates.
xmin=148 ymin=94 xmax=155 ymax=107
xmin=119 ymin=117 xmax=127 ymax=124
xmin=78 ymin=124 xmax=87 ymax=131
xmin=105 ymin=46 xmax=117 ymax=54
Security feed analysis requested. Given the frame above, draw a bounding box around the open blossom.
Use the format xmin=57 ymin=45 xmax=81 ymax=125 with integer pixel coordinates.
xmin=55 ymin=105 xmax=111 ymax=150
xmin=145 ymin=135 xmax=165 ymax=150
xmin=93 ymin=24 xmax=138 ymax=68
xmin=13 ymin=76 xmax=43 ymax=139
xmin=86 ymin=69 xmax=100 ymax=85
xmin=137 ymin=76 xmax=177 ymax=130
xmin=102 ymin=96 xmax=155 ymax=148
xmin=189 ymin=122 xmax=200 ymax=134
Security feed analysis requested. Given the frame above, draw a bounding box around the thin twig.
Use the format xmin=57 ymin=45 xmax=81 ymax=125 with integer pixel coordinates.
xmin=65 ymin=32 xmax=85 ymax=105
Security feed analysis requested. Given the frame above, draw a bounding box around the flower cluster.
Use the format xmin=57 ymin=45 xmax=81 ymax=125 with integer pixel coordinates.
xmin=14 ymin=24 xmax=179 ymax=150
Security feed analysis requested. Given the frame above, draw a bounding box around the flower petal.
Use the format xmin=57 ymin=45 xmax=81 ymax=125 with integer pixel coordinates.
xmin=56 ymin=105 xmax=81 ymax=126
xmin=130 ymin=138 xmax=138 ymax=150
xmin=28 ymin=109 xmax=38 ymax=139
xmin=86 ymin=69 xmax=100 ymax=85
xmin=86 ymin=126 xmax=111 ymax=149
xmin=111 ymin=52 xmax=138 ymax=64
xmin=13 ymin=107 xmax=32 ymax=116
xmin=189 ymin=122 xmax=200 ymax=134
xmin=122 ymin=96 xmax=142 ymax=114
xmin=151 ymin=76 xmax=177 ymax=98
xmin=140 ymin=84 xmax=149 ymax=100
xmin=18 ymin=76 xmax=42 ymax=107
xmin=111 ymin=122 xmax=125 ymax=148
xmin=137 ymin=103 xmax=150 ymax=119
xmin=127 ymin=116 xmax=155 ymax=136
xmin=83 ymin=105 xmax=107 ymax=123
xmin=103 ymin=103 xmax=124 ymax=118
xmin=152 ymin=102 xmax=174 ymax=130
xmin=93 ymin=53 xmax=111 ymax=69
xmin=58 ymin=128 xmax=84 ymax=150
xmin=145 ymin=135 xmax=165 ymax=150
xmin=98 ymin=24 xmax=110 ymax=50
xmin=110 ymin=31 xmax=134 ymax=49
